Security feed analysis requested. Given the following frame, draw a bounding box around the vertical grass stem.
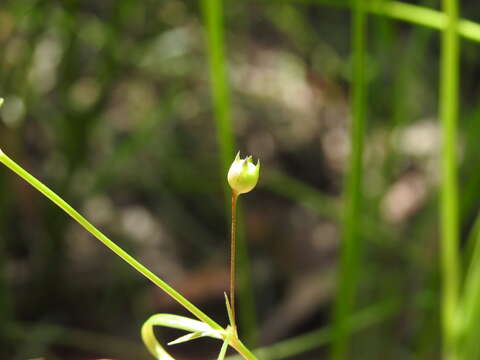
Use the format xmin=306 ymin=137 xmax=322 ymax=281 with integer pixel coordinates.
xmin=439 ymin=0 xmax=460 ymax=358
xmin=331 ymin=1 xmax=367 ymax=359
xmin=231 ymin=192 xmax=238 ymax=331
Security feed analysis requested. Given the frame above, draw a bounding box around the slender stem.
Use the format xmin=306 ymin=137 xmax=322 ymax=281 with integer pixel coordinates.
xmin=331 ymin=0 xmax=367 ymax=359
xmin=0 ymin=150 xmax=222 ymax=332
xmin=440 ymin=0 xmax=460 ymax=358
xmin=230 ymin=192 xmax=238 ymax=331
xmin=231 ymin=338 xmax=257 ymax=360
xmin=202 ymin=0 xmax=257 ymax=344
xmin=266 ymin=0 xmax=480 ymax=43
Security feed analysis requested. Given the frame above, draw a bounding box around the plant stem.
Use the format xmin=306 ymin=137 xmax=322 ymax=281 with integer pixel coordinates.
xmin=267 ymin=0 xmax=480 ymax=43
xmin=231 ymin=338 xmax=258 ymax=360
xmin=331 ymin=0 xmax=367 ymax=359
xmin=230 ymin=192 xmax=238 ymax=331
xmin=439 ymin=0 xmax=460 ymax=358
xmin=202 ymin=0 xmax=258 ymax=345
xmin=201 ymin=0 xmax=235 ymax=180
xmin=0 ymin=150 xmax=222 ymax=332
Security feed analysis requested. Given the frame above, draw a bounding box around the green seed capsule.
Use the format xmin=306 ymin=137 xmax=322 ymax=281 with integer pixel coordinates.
xmin=227 ymin=152 xmax=260 ymax=195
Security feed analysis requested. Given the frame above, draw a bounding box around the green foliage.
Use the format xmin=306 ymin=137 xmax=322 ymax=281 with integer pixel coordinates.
xmin=331 ymin=1 xmax=367 ymax=359
xmin=439 ymin=0 xmax=460 ymax=359
xmin=0 ymin=150 xmax=257 ymax=360
xmin=141 ymin=313 xmax=223 ymax=359
xmin=2 ymin=1 xmax=480 ymax=360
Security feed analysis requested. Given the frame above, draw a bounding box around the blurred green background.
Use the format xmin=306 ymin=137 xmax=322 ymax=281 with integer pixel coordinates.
xmin=0 ymin=0 xmax=480 ymax=359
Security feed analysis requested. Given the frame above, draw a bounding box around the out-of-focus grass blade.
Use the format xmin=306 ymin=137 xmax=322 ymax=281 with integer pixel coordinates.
xmin=332 ymin=0 xmax=368 ymax=358
xmin=226 ymin=300 xmax=397 ymax=360
xmin=265 ymin=0 xmax=480 ymax=43
xmin=264 ymin=170 xmax=340 ymax=221
xmin=460 ymin=211 xmax=480 ymax=359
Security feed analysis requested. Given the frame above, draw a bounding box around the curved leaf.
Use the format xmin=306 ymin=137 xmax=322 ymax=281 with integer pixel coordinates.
xmin=141 ymin=314 xmax=225 ymax=360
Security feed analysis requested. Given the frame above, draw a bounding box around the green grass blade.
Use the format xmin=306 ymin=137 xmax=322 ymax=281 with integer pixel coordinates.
xmin=0 ymin=150 xmax=222 ymax=332
xmin=460 ymin=211 xmax=480 ymax=358
xmin=265 ymin=0 xmax=480 ymax=43
xmin=439 ymin=0 xmax=461 ymax=359
xmin=200 ymin=0 xmax=235 ymax=178
xmin=331 ymin=0 xmax=367 ymax=359
xmin=142 ymin=314 xmax=223 ymax=360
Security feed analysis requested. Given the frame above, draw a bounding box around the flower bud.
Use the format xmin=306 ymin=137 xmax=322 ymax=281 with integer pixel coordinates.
xmin=227 ymin=152 xmax=260 ymax=195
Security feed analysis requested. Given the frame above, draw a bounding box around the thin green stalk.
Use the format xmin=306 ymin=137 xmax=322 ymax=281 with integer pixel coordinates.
xmin=230 ymin=192 xmax=238 ymax=331
xmin=385 ymin=2 xmax=434 ymax=176
xmin=331 ymin=1 xmax=367 ymax=359
xmin=201 ymin=0 xmax=235 ymax=178
xmin=0 ymin=149 xmax=221 ymax=332
xmin=266 ymin=0 xmax=480 ymax=43
xmin=439 ymin=0 xmax=460 ymax=358
xmin=201 ymin=0 xmax=258 ymax=345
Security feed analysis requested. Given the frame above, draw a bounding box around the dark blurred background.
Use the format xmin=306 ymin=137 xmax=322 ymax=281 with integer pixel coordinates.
xmin=1 ymin=0 xmax=480 ymax=359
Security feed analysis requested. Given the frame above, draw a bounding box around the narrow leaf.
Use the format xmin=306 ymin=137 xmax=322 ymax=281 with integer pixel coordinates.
xmin=168 ymin=332 xmax=203 ymax=346
xmin=224 ymin=292 xmax=235 ymax=328
xmin=168 ymin=330 xmax=222 ymax=346
xmin=141 ymin=313 xmax=223 ymax=359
